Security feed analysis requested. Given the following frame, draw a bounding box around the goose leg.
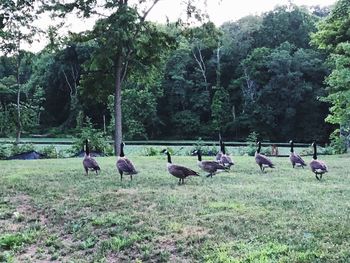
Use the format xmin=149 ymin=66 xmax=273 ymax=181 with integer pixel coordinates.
xmin=315 ymin=174 xmax=320 ymax=180
xmin=206 ymin=174 xmax=211 ymax=178
xmin=130 ymin=175 xmax=133 ymax=181
xmin=120 ymin=171 xmax=123 ymax=181
xmin=85 ymin=168 xmax=88 ymax=176
xmin=178 ymin=178 xmax=181 ymax=184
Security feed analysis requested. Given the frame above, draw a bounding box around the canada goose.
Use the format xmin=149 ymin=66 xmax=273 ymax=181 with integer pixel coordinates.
xmin=289 ymin=140 xmax=306 ymax=168
xmin=161 ymin=149 xmax=199 ymax=184
xmin=194 ymin=149 xmax=228 ymax=177
xmin=310 ymin=142 xmax=328 ymax=180
xmin=255 ymin=141 xmax=275 ymax=172
xmin=220 ymin=142 xmax=234 ymax=169
xmin=83 ymin=139 xmax=100 ymax=176
xmin=117 ymin=142 xmax=138 ymax=181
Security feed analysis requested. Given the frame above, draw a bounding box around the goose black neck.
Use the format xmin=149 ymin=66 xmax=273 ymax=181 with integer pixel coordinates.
xmin=166 ymin=152 xmax=172 ymax=163
xmin=85 ymin=140 xmax=90 ymax=156
xmin=290 ymin=141 xmax=294 ymax=153
xmin=313 ymin=143 xmax=317 ymax=160
xmin=257 ymin=142 xmax=261 ymax=154
xmin=221 ymin=142 xmax=226 ymax=154
xmin=197 ymin=150 xmax=202 ymax=161
xmin=120 ymin=143 xmax=125 ymax=157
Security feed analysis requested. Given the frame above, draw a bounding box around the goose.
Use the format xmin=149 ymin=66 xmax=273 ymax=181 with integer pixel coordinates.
xmin=83 ymin=139 xmax=100 ymax=176
xmin=117 ymin=142 xmax=138 ymax=181
xmin=220 ymin=142 xmax=234 ymax=169
xmin=194 ymin=149 xmax=228 ymax=177
xmin=289 ymin=140 xmax=306 ymax=168
xmin=161 ymin=149 xmax=199 ymax=184
xmin=255 ymin=141 xmax=275 ymax=172
xmin=310 ymin=142 xmax=328 ymax=180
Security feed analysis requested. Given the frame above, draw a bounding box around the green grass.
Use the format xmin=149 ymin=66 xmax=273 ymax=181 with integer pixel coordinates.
xmin=0 ymin=154 xmax=349 ymax=262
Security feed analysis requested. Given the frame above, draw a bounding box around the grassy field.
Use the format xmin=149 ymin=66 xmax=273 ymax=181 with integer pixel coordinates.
xmin=0 ymin=154 xmax=349 ymax=262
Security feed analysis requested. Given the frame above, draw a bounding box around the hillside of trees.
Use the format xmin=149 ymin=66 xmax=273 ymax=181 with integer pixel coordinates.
xmin=1 ymin=1 xmax=349 ymax=150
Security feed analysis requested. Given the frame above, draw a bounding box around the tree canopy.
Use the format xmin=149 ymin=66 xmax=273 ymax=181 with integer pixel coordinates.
xmin=1 ymin=2 xmax=346 ymax=146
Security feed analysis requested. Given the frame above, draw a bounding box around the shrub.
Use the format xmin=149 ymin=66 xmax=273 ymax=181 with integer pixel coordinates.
xmin=10 ymin=143 xmax=35 ymax=156
xmin=329 ymin=130 xmax=347 ymax=154
xmin=142 ymin=146 xmax=159 ymax=156
xmin=0 ymin=145 xmax=10 ymax=159
xmin=190 ymin=138 xmax=218 ymax=156
xmin=41 ymin=145 xmax=58 ymax=158
xmin=245 ymin=132 xmax=259 ymax=156
xmin=70 ymin=117 xmax=112 ymax=156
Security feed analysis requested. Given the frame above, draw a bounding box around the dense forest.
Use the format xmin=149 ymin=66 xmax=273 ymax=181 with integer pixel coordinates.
xmin=0 ymin=0 xmax=349 ymax=150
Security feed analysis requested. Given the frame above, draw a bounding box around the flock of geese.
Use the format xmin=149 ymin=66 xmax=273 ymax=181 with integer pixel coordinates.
xmin=82 ymin=138 xmax=328 ymax=184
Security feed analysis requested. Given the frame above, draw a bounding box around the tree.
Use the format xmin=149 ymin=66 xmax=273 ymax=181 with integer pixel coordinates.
xmin=0 ymin=0 xmax=40 ymax=142
xmin=235 ymin=42 xmax=329 ymax=141
xmin=211 ymin=86 xmax=231 ymax=133
xmin=43 ymin=0 xmax=191 ymax=154
xmin=311 ymin=0 xmax=350 ymax=149
xmin=256 ymin=5 xmax=318 ymax=49
xmin=0 ymin=52 xmax=45 ymax=137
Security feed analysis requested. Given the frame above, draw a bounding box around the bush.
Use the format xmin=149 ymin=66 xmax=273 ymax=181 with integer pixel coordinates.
xmin=41 ymin=145 xmax=58 ymax=158
xmin=329 ymin=130 xmax=347 ymax=154
xmin=190 ymin=138 xmax=218 ymax=156
xmin=70 ymin=117 xmax=112 ymax=156
xmin=0 ymin=145 xmax=11 ymax=159
xmin=10 ymin=143 xmax=35 ymax=156
xmin=142 ymin=146 xmax=159 ymax=156
xmin=245 ymin=132 xmax=259 ymax=156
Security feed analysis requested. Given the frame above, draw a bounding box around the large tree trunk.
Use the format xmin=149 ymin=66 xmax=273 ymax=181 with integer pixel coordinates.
xmin=114 ymin=56 xmax=123 ymax=155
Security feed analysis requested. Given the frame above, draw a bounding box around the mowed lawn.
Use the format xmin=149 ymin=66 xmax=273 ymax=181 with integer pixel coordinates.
xmin=0 ymin=154 xmax=349 ymax=262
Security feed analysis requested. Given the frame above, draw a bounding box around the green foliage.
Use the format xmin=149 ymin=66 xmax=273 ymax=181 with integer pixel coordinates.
xmin=71 ymin=117 xmax=112 ymax=155
xmin=171 ymin=110 xmax=201 ymax=138
xmin=211 ymin=86 xmax=231 ymax=132
xmin=0 ymin=144 xmax=10 ymax=159
xmin=329 ymin=130 xmax=347 ymax=154
xmin=191 ymin=137 xmax=218 ymax=156
xmin=41 ymin=145 xmax=58 ymax=159
xmin=142 ymin=146 xmax=160 ymax=156
xmin=10 ymin=143 xmax=35 ymax=155
xmin=312 ymin=0 xmax=350 ymax=150
xmin=245 ymin=132 xmax=259 ymax=156
xmin=0 ymin=230 xmax=38 ymax=250
xmin=0 ymin=2 xmax=341 ymax=144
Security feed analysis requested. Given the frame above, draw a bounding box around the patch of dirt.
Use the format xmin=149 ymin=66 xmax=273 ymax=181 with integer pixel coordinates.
xmin=16 ymin=245 xmax=38 ymax=262
xmin=156 ymin=236 xmax=177 ymax=253
xmin=181 ymin=226 xmax=210 ymax=238
xmin=115 ymin=188 xmax=138 ymax=195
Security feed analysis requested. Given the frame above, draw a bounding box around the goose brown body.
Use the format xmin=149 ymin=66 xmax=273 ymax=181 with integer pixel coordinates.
xmin=255 ymin=142 xmax=275 ymax=172
xmin=219 ymin=142 xmax=234 ymax=168
xmin=310 ymin=142 xmax=328 ymax=180
xmin=83 ymin=139 xmax=100 ymax=175
xmin=162 ymin=150 xmax=199 ymax=184
xmin=195 ymin=150 xmax=227 ymax=177
xmin=289 ymin=140 xmax=306 ymax=168
xmin=117 ymin=142 xmax=138 ymax=180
